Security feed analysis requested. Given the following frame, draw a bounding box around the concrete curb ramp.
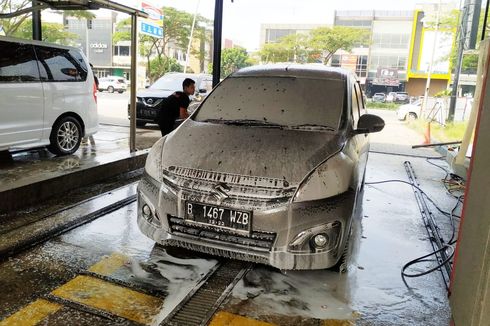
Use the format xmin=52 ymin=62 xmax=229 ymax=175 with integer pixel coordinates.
xmin=0 ymin=150 xmax=148 ymax=213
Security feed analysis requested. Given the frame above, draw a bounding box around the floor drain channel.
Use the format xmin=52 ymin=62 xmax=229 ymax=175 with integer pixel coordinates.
xmin=162 ymin=259 xmax=251 ymax=326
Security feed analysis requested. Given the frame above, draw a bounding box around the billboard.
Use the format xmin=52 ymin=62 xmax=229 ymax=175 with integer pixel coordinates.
xmin=140 ymin=1 xmax=163 ymax=38
xmin=372 ymin=67 xmax=400 ymax=86
xmin=419 ymin=31 xmax=453 ymax=75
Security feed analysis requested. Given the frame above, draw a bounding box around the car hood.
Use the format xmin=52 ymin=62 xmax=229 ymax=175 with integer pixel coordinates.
xmin=137 ymin=89 xmax=174 ymax=98
xmin=159 ymin=119 xmax=345 ymax=186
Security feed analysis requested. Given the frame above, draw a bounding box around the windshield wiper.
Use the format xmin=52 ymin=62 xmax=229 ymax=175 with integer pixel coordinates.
xmin=201 ymin=119 xmax=283 ymax=128
xmin=289 ymin=124 xmax=336 ymax=131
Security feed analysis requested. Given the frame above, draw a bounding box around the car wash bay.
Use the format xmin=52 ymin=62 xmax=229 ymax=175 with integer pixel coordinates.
xmin=0 ymin=110 xmax=459 ymax=326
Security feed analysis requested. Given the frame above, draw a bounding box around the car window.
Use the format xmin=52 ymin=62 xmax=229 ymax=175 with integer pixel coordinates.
xmin=0 ymin=41 xmax=40 ymax=83
xmin=35 ymin=46 xmax=87 ymax=82
xmin=354 ymin=82 xmax=366 ymax=116
xmin=200 ymin=79 xmax=213 ymax=93
xmin=195 ymin=76 xmax=345 ymax=130
xmin=351 ymin=82 xmax=360 ymax=128
xmin=117 ymin=78 xmax=125 ymax=83
xmin=150 ymin=75 xmax=187 ymax=91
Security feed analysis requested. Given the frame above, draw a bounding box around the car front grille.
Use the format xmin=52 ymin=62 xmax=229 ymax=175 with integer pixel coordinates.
xmin=168 ymin=216 xmax=276 ymax=250
xmin=142 ymin=97 xmax=163 ymax=108
xmin=162 ymin=166 xmax=296 ymax=208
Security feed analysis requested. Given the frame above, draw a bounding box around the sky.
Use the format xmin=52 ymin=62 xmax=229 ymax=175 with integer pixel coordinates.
xmin=44 ymin=0 xmax=461 ymax=51
xmin=154 ymin=0 xmax=461 ymax=51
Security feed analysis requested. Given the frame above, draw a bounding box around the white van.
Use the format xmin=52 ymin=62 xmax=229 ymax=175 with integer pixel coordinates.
xmin=0 ymin=36 xmax=98 ymax=155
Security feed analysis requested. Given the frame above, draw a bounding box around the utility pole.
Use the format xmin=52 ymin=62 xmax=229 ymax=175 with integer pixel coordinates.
xmin=32 ymin=0 xmax=42 ymax=40
xmin=448 ymin=1 xmax=472 ymax=122
xmin=184 ymin=0 xmax=200 ymax=73
xmin=422 ymin=0 xmax=442 ymax=115
xmin=212 ymin=0 xmax=223 ymax=87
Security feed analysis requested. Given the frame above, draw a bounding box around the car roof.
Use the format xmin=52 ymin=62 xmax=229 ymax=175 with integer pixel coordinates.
xmin=163 ymin=72 xmax=212 ymax=79
xmin=0 ymin=35 xmax=82 ymax=52
xmin=232 ymin=64 xmax=350 ymax=81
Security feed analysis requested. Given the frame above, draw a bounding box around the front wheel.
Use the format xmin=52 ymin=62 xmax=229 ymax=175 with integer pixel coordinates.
xmin=48 ymin=116 xmax=82 ymax=155
xmin=407 ymin=112 xmax=418 ymax=120
xmin=107 ymin=86 xmax=114 ymax=93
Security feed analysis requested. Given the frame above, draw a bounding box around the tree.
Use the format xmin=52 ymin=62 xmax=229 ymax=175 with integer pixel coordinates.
xmin=112 ymin=7 xmax=212 ymax=80
xmin=208 ymin=47 xmax=254 ymax=77
xmin=309 ymin=26 xmax=369 ymax=64
xmin=220 ymin=47 xmax=253 ymax=77
xmin=149 ymin=57 xmax=183 ymax=81
xmin=259 ymin=26 xmax=368 ymax=65
xmin=12 ymin=19 xmax=77 ymax=45
xmin=0 ymin=0 xmax=95 ymax=37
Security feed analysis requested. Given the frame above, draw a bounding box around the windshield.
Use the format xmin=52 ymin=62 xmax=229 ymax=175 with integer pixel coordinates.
xmin=195 ymin=76 xmax=345 ymax=130
xmin=150 ymin=75 xmax=187 ymax=91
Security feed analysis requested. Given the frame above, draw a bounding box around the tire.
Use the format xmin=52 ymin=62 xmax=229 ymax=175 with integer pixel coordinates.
xmin=136 ymin=121 xmax=146 ymax=127
xmin=332 ymin=227 xmax=351 ymax=273
xmin=118 ymin=90 xmax=124 ymax=94
xmin=107 ymin=86 xmax=114 ymax=93
xmin=407 ymin=112 xmax=418 ymax=120
xmin=48 ymin=116 xmax=82 ymax=156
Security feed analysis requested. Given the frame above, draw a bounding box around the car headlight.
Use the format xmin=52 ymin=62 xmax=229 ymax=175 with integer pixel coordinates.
xmin=293 ymin=152 xmax=354 ymax=202
xmin=145 ymin=136 xmax=166 ymax=181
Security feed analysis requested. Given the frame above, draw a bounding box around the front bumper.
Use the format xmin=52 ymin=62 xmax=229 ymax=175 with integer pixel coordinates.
xmin=136 ymin=173 xmax=356 ymax=270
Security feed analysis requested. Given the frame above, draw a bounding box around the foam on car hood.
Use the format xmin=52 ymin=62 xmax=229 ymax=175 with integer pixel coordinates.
xmin=159 ymin=119 xmax=344 ymax=186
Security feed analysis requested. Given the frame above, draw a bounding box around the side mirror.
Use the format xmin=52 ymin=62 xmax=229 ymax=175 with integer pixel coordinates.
xmin=356 ymin=114 xmax=385 ymax=134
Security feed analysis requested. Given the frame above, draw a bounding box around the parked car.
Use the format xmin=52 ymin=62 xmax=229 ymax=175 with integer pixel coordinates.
xmin=386 ymin=92 xmax=397 ymax=102
xmin=394 ymin=92 xmax=410 ymax=104
xmin=98 ymin=76 xmax=127 ymax=93
xmin=0 ymin=36 xmax=98 ymax=155
xmin=396 ymin=99 xmax=422 ymax=120
xmin=137 ymin=64 xmax=385 ymax=270
xmin=131 ymin=72 xmax=213 ymax=127
xmin=372 ymin=93 xmax=386 ymax=103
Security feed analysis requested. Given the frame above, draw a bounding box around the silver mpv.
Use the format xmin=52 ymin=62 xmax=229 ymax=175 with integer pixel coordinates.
xmin=137 ymin=64 xmax=384 ymax=270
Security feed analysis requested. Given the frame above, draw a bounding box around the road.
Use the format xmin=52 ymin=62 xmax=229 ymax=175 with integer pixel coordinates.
xmin=97 ymin=91 xmax=132 ymax=127
xmin=0 ymin=110 xmax=457 ymax=325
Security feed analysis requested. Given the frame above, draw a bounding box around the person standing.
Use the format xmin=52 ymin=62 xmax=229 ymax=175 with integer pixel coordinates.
xmin=158 ymin=78 xmax=195 ymax=136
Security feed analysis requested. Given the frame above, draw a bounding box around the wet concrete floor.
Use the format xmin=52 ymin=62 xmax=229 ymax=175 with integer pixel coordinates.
xmin=0 ymin=146 xmax=459 ymax=325
xmin=0 ymin=124 xmax=160 ymax=192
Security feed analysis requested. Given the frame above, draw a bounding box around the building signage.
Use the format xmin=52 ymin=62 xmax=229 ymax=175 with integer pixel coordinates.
xmin=140 ymin=21 xmax=163 ymax=38
xmin=90 ymin=43 xmax=108 ymax=49
xmin=373 ymin=67 xmax=400 ymax=86
xmin=140 ymin=1 xmax=163 ymax=38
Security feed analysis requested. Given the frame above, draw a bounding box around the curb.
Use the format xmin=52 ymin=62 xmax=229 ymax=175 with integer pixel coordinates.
xmin=0 ymin=151 xmax=147 ymax=213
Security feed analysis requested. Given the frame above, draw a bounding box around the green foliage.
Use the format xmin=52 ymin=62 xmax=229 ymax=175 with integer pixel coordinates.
xmin=407 ymin=119 xmax=467 ymax=142
xmin=0 ymin=0 xmax=95 ymax=36
xmin=221 ymin=47 xmax=253 ymax=77
xmin=366 ymin=102 xmax=400 ymax=110
xmin=149 ymin=57 xmax=183 ymax=81
xmin=260 ymin=26 xmax=368 ymax=64
xmin=434 ymin=89 xmax=451 ymax=97
xmin=11 ymin=19 xmax=77 ymax=45
xmin=207 ymin=47 xmax=253 ymax=77
xmin=462 ymin=53 xmax=478 ymax=73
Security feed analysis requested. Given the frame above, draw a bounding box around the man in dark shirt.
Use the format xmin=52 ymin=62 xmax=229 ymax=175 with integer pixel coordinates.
xmin=158 ymin=78 xmax=195 ymax=136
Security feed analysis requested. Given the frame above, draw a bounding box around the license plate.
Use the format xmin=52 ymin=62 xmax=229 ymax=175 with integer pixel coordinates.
xmin=139 ymin=109 xmax=156 ymax=117
xmin=185 ymin=202 xmax=252 ymax=232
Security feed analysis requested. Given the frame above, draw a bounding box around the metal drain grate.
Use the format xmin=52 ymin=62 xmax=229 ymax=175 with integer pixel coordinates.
xmin=162 ymin=260 xmax=250 ymax=326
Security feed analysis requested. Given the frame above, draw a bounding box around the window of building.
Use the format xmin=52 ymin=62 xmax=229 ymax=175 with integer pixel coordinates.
xmin=114 ymin=45 xmax=130 ymax=56
xmin=265 ymin=29 xmax=295 ymax=43
xmin=0 ymin=41 xmax=40 ymax=83
xmin=331 ymin=54 xmax=341 ymax=67
xmin=355 ymin=55 xmax=368 ymax=78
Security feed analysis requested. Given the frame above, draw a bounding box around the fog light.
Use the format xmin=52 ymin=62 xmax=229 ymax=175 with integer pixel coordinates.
xmin=313 ymin=234 xmax=329 ymax=248
xmin=142 ymin=204 xmax=151 ymax=217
